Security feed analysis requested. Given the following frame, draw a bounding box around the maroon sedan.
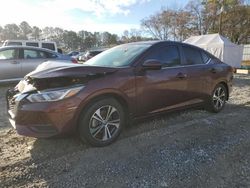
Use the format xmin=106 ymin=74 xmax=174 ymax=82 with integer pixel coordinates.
xmin=6 ymin=41 xmax=233 ymax=146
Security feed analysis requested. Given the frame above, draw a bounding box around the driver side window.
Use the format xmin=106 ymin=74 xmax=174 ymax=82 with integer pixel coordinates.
xmin=144 ymin=45 xmax=181 ymax=67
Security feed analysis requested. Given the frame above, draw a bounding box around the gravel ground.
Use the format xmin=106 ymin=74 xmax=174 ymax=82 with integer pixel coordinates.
xmin=0 ymin=74 xmax=250 ymax=188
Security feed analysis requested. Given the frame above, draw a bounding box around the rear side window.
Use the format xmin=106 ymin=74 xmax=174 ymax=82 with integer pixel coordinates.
xmin=145 ymin=45 xmax=181 ymax=67
xmin=26 ymin=42 xmax=39 ymax=47
xmin=6 ymin=42 xmax=22 ymax=46
xmin=42 ymin=43 xmax=55 ymax=51
xmin=201 ymin=51 xmax=211 ymax=64
xmin=0 ymin=49 xmax=18 ymax=60
xmin=91 ymin=51 xmax=102 ymax=56
xmin=182 ymin=46 xmax=203 ymax=65
xmin=24 ymin=49 xmax=47 ymax=59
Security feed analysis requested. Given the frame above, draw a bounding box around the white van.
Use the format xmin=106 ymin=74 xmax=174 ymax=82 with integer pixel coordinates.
xmin=2 ymin=40 xmax=58 ymax=52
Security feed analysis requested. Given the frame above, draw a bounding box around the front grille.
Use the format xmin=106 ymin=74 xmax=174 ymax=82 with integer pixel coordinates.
xmin=8 ymin=98 xmax=16 ymax=113
xmin=6 ymin=89 xmax=19 ymax=117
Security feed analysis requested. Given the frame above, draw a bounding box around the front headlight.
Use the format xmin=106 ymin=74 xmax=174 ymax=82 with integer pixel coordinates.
xmin=26 ymin=85 xmax=84 ymax=102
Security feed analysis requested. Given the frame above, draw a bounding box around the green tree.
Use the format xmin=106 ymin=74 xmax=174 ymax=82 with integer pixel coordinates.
xmin=2 ymin=24 xmax=20 ymax=40
xmin=19 ymin=21 xmax=32 ymax=39
xmin=62 ymin=30 xmax=81 ymax=51
xmin=101 ymin=32 xmax=118 ymax=46
xmin=203 ymin=0 xmax=250 ymax=43
xmin=31 ymin=26 xmax=42 ymax=40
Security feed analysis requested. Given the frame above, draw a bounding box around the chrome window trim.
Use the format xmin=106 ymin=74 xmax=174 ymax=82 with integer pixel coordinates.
xmin=161 ymin=58 xmax=212 ymax=70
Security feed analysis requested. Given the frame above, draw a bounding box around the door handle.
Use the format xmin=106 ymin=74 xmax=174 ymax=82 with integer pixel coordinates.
xmin=210 ymin=68 xmax=217 ymax=73
xmin=11 ymin=61 xmax=20 ymax=64
xmin=176 ymin=72 xmax=187 ymax=79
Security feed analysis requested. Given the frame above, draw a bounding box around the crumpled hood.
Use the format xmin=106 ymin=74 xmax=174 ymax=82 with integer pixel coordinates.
xmin=26 ymin=64 xmax=117 ymax=80
xmin=23 ymin=62 xmax=118 ymax=91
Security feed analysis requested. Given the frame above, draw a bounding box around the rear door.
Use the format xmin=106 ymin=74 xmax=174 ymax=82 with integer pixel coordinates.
xmin=0 ymin=48 xmax=22 ymax=81
xmin=181 ymin=45 xmax=212 ymax=103
xmin=135 ymin=43 xmax=189 ymax=116
xmin=20 ymin=48 xmax=49 ymax=76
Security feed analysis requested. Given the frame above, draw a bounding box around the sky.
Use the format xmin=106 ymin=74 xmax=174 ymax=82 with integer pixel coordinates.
xmin=0 ymin=0 xmax=188 ymax=35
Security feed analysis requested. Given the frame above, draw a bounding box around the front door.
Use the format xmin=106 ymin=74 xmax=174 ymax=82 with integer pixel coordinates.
xmin=135 ymin=44 xmax=189 ymax=116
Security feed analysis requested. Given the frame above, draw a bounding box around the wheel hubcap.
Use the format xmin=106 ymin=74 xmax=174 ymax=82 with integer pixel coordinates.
xmin=213 ymin=87 xmax=226 ymax=110
xmin=89 ymin=105 xmax=120 ymax=141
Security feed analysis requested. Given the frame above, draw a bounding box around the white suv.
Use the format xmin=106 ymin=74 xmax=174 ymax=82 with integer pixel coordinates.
xmin=2 ymin=40 xmax=58 ymax=52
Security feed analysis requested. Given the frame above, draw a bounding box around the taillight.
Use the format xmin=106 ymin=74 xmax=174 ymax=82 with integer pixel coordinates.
xmin=71 ymin=58 xmax=78 ymax=64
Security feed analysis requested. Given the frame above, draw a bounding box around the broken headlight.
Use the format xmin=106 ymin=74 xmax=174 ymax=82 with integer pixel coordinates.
xmin=27 ymin=85 xmax=84 ymax=102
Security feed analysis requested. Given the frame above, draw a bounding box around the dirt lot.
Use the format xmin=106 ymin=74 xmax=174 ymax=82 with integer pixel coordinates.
xmin=1 ymin=74 xmax=250 ymax=188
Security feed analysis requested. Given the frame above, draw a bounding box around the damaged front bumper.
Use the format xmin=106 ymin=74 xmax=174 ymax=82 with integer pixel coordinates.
xmin=6 ymin=87 xmax=79 ymax=138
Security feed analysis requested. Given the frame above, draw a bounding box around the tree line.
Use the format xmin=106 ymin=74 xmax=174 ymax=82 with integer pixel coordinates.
xmin=0 ymin=0 xmax=249 ymax=52
xmin=141 ymin=0 xmax=250 ymax=44
xmin=0 ymin=22 xmax=154 ymax=52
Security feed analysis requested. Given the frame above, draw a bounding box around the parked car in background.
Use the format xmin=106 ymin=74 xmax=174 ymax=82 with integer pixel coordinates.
xmin=81 ymin=49 xmax=105 ymax=61
xmin=2 ymin=40 xmax=58 ymax=52
xmin=67 ymin=51 xmax=83 ymax=61
xmin=6 ymin=41 xmax=233 ymax=147
xmin=78 ymin=52 xmax=86 ymax=61
xmin=67 ymin=51 xmax=79 ymax=57
xmin=74 ymin=52 xmax=85 ymax=61
xmin=0 ymin=46 xmax=77 ymax=83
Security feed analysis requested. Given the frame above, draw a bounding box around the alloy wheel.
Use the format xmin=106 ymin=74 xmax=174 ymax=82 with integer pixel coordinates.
xmin=89 ymin=105 xmax=120 ymax=141
xmin=212 ymin=86 xmax=226 ymax=110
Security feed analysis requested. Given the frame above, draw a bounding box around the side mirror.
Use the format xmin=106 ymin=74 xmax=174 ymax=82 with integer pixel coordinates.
xmin=142 ymin=59 xmax=162 ymax=70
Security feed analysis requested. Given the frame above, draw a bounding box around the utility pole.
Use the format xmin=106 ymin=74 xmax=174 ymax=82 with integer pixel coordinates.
xmin=218 ymin=0 xmax=225 ymax=34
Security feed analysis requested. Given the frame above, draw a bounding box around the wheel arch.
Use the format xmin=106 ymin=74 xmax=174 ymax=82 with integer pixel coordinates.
xmin=217 ymin=81 xmax=229 ymax=100
xmin=76 ymin=90 xmax=130 ymax=128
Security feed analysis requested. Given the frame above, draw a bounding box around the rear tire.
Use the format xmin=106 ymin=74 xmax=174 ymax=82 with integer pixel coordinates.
xmin=78 ymin=98 xmax=125 ymax=147
xmin=206 ymin=83 xmax=227 ymax=113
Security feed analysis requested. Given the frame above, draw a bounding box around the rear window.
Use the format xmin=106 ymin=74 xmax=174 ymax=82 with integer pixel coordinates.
xmin=24 ymin=49 xmax=48 ymax=59
xmin=42 ymin=43 xmax=55 ymax=51
xmin=26 ymin=42 xmax=39 ymax=47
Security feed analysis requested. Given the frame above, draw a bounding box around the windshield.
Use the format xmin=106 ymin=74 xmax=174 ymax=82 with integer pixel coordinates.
xmin=84 ymin=44 xmax=151 ymax=67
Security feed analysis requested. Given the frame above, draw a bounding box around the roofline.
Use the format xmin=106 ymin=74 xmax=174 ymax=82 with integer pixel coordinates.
xmin=0 ymin=45 xmax=58 ymax=53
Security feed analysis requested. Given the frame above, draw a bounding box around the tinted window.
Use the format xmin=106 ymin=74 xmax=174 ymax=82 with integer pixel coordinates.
xmin=0 ymin=49 xmax=18 ymax=60
xmin=145 ymin=45 xmax=181 ymax=67
xmin=42 ymin=43 xmax=55 ymax=51
xmin=90 ymin=51 xmax=102 ymax=56
xmin=183 ymin=46 xmax=203 ymax=65
xmin=24 ymin=49 xmax=47 ymax=59
xmin=45 ymin=52 xmax=57 ymax=58
xmin=26 ymin=42 xmax=39 ymax=47
xmin=201 ymin=51 xmax=211 ymax=64
xmin=7 ymin=42 xmax=22 ymax=46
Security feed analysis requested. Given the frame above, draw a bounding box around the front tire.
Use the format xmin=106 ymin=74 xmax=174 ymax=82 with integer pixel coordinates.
xmin=78 ymin=98 xmax=125 ymax=147
xmin=206 ymin=83 xmax=227 ymax=113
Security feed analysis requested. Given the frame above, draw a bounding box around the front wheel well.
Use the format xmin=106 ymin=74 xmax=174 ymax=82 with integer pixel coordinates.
xmin=77 ymin=93 xmax=129 ymax=126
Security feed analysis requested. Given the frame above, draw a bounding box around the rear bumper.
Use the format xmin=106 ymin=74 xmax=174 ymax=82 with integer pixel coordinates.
xmin=6 ymin=89 xmax=78 ymax=138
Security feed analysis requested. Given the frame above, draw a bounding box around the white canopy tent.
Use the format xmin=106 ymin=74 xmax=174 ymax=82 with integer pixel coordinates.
xmin=184 ymin=34 xmax=243 ymax=68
